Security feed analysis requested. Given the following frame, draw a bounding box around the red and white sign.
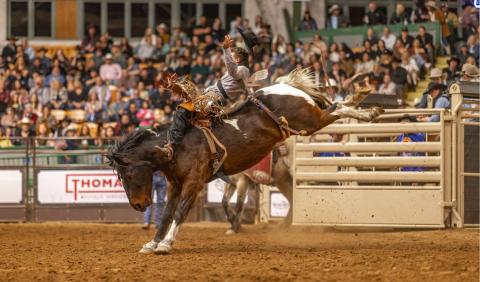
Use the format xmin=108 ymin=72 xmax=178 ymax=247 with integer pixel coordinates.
xmin=206 ymin=179 xmax=248 ymax=204
xmin=37 ymin=170 xmax=129 ymax=204
xmin=0 ymin=170 xmax=23 ymax=204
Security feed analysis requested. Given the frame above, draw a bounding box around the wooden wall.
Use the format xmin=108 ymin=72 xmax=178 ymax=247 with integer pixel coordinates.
xmin=55 ymin=0 xmax=77 ymax=39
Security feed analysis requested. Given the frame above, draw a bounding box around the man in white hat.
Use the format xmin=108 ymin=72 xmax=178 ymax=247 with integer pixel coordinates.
xmin=415 ymin=68 xmax=447 ymax=108
xmin=326 ymin=5 xmax=349 ymax=29
xmin=461 ymin=63 xmax=480 ymax=82
xmin=99 ymin=53 xmax=122 ymax=85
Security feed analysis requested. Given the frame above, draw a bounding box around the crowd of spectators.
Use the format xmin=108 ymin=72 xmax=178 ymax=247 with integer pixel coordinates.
xmin=0 ymin=1 xmax=478 ymax=149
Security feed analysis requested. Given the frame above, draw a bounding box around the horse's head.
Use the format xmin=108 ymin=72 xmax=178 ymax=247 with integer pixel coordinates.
xmin=105 ymin=129 xmax=164 ymax=212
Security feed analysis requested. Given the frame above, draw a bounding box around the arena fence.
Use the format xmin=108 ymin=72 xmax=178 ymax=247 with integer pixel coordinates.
xmin=291 ymin=81 xmax=479 ymax=228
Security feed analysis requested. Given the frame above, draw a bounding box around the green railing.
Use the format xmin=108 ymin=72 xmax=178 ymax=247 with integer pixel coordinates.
xmin=292 ymin=22 xmax=441 ymax=50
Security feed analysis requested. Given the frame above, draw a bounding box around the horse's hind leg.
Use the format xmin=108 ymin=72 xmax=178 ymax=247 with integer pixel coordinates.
xmin=222 ymin=179 xmax=237 ymax=234
xmin=139 ymin=180 xmax=181 ymax=254
xmin=272 ymin=157 xmax=293 ymax=226
xmin=331 ymin=104 xmax=384 ymax=122
xmin=154 ymin=179 xmax=204 ymax=254
xmin=229 ymin=175 xmax=249 ymax=234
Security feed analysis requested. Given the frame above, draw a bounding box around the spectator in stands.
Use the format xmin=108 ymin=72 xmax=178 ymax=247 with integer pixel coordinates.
xmin=418 ymin=83 xmax=450 ymax=122
xmin=465 ymin=34 xmax=480 ymax=60
xmin=1 ymin=107 xmax=17 ymax=128
xmin=81 ymin=24 xmax=99 ymax=53
xmin=326 ymin=79 xmax=343 ymax=103
xmin=399 ymin=27 xmax=414 ymax=49
xmin=35 ymin=122 xmax=54 ymax=146
xmin=299 ymin=10 xmax=318 ymax=31
xmin=363 ymin=2 xmax=386 ymax=26
xmin=14 ymin=117 xmax=34 ymax=145
xmin=416 ymin=26 xmax=434 ymax=67
xmin=1 ymin=37 xmax=17 ymax=63
xmin=0 ymin=127 xmax=13 ymax=147
xmin=194 ymin=16 xmax=212 ymax=42
xmin=410 ymin=0 xmax=429 ymax=23
xmin=99 ymin=54 xmax=122 ymax=84
xmin=400 ymin=52 xmax=420 ymax=91
xmin=441 ymin=3 xmax=459 ymax=53
xmin=461 ymin=4 xmax=479 ymax=41
xmin=47 ymin=79 xmax=68 ymax=110
xmin=327 ymin=5 xmax=349 ymax=29
xmin=142 ymin=171 xmax=167 ymax=230
xmin=442 ymin=57 xmax=460 ymax=83
xmin=461 ymin=64 xmax=480 ymax=81
xmin=381 ymin=26 xmax=396 ymax=51
xmin=365 ymin=27 xmax=379 ymax=46
xmin=79 ymin=124 xmax=94 ymax=148
xmin=390 ymin=4 xmax=409 ymax=25
xmin=136 ymin=100 xmax=154 ymax=128
xmin=45 ymin=66 xmax=65 ymax=87
xmin=137 ymin=35 xmax=155 ymax=60
xmin=391 ymin=58 xmax=408 ymax=95
xmin=85 ymin=91 xmax=102 ymax=122
xmin=68 ymin=80 xmax=88 ymax=109
xmin=378 ymin=73 xmax=396 ymax=95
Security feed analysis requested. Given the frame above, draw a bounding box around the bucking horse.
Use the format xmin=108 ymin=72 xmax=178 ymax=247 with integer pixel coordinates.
xmin=106 ymin=69 xmax=382 ymax=254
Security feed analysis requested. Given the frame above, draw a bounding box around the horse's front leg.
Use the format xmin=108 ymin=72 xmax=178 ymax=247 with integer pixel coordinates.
xmin=139 ymin=180 xmax=181 ymax=254
xmin=154 ymin=179 xmax=204 ymax=254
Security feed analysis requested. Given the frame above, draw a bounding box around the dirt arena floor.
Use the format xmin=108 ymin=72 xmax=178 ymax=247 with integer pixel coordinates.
xmin=0 ymin=222 xmax=478 ymax=281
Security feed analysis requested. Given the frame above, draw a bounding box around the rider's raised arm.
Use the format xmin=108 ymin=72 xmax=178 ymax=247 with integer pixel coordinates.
xmin=223 ymin=48 xmax=248 ymax=80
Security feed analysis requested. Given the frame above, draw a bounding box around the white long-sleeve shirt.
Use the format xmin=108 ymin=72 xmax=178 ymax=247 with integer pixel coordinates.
xmin=206 ymin=48 xmax=250 ymax=100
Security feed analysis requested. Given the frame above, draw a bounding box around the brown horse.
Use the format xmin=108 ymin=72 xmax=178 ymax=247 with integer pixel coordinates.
xmin=106 ymin=70 xmax=382 ymax=254
xmin=222 ymin=144 xmax=293 ymax=235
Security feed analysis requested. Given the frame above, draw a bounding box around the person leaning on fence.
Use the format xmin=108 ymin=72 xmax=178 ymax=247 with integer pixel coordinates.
xmin=417 ymin=83 xmax=450 ymax=122
xmin=142 ymin=171 xmax=167 ymax=230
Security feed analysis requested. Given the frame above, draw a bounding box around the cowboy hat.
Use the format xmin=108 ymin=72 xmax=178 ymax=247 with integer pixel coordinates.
xmin=461 ymin=63 xmax=480 ymax=77
xmin=328 ymin=4 xmax=340 ymax=14
xmin=425 ymin=82 xmax=445 ymax=93
xmin=428 ymin=68 xmax=442 ymax=79
xmin=20 ymin=117 xmax=32 ymax=125
xmin=237 ymin=27 xmax=258 ymax=55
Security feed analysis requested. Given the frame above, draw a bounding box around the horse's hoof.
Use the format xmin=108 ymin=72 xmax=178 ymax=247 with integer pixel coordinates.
xmin=154 ymin=242 xmax=172 ymax=255
xmin=139 ymin=240 xmax=157 ymax=254
xmin=225 ymin=229 xmax=237 ymax=235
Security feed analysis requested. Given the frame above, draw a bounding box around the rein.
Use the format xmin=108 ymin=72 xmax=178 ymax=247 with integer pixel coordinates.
xmin=248 ymin=95 xmax=307 ymax=140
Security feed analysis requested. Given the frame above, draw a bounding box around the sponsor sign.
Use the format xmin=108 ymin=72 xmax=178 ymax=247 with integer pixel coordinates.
xmin=270 ymin=191 xmax=289 ymax=217
xmin=206 ymin=179 xmax=248 ymax=204
xmin=37 ymin=170 xmax=128 ymax=204
xmin=0 ymin=170 xmax=23 ymax=204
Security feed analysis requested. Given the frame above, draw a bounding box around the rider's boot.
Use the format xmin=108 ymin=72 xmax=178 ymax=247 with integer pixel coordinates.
xmin=157 ymin=107 xmax=192 ymax=160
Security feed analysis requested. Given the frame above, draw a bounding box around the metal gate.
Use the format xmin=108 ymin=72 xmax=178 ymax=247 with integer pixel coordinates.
xmin=451 ymin=82 xmax=480 ymax=227
xmin=292 ymin=109 xmax=452 ymax=228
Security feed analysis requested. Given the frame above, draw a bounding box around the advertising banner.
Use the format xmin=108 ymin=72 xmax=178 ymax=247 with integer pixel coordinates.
xmin=206 ymin=179 xmax=248 ymax=204
xmin=0 ymin=170 xmax=23 ymax=204
xmin=37 ymin=170 xmax=128 ymax=204
xmin=270 ymin=191 xmax=289 ymax=218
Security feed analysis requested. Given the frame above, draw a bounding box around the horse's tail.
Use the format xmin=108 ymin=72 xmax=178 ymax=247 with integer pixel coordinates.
xmin=275 ymin=68 xmax=332 ymax=109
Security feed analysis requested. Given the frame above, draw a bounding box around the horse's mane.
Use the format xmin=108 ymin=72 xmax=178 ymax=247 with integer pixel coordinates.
xmin=107 ymin=129 xmax=157 ymax=169
xmin=275 ymin=68 xmax=332 ymax=109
